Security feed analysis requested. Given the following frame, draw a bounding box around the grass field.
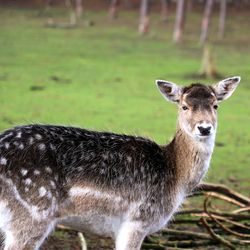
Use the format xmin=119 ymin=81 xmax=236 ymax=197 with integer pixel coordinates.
xmin=0 ymin=6 xmax=249 ymax=192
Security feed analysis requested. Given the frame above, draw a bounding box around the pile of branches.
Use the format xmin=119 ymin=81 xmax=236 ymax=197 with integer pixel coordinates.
xmin=143 ymin=182 xmax=250 ymax=250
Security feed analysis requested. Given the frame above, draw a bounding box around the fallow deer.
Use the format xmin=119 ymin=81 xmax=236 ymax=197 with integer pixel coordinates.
xmin=0 ymin=76 xmax=240 ymax=250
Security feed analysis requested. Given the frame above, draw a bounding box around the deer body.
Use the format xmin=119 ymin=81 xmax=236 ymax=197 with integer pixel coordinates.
xmin=0 ymin=77 xmax=240 ymax=250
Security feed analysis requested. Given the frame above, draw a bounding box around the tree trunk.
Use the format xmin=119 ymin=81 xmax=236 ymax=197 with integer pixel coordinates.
xmin=199 ymin=45 xmax=221 ymax=79
xmin=65 ymin=0 xmax=77 ymax=26
xmin=187 ymin=0 xmax=193 ymax=11
xmin=75 ymin=0 xmax=83 ymax=20
xmin=234 ymin=0 xmax=242 ymax=10
xmin=161 ymin=0 xmax=169 ymax=22
xmin=124 ymin=0 xmax=133 ymax=9
xmin=109 ymin=0 xmax=119 ymax=20
xmin=44 ymin=0 xmax=53 ymax=23
xmin=45 ymin=0 xmax=53 ymax=8
xmin=218 ymin=0 xmax=226 ymax=39
xmin=138 ymin=0 xmax=150 ymax=35
xmin=173 ymin=0 xmax=186 ymax=43
xmin=200 ymin=0 xmax=214 ymax=44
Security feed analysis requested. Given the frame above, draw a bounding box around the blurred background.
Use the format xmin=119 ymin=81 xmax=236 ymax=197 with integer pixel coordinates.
xmin=0 ymin=0 xmax=249 ymax=249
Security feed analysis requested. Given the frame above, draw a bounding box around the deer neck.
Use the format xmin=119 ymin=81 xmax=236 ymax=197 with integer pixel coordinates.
xmin=165 ymin=123 xmax=215 ymax=193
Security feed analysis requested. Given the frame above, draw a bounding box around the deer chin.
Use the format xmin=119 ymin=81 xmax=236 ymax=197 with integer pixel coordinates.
xmin=193 ymin=132 xmax=216 ymax=154
xmin=195 ymin=133 xmax=213 ymax=140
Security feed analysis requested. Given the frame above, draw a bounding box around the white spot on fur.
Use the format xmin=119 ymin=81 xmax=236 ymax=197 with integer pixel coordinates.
xmin=77 ymin=166 xmax=83 ymax=172
xmin=28 ymin=137 xmax=34 ymax=145
xmin=45 ymin=167 xmax=52 ymax=174
xmin=35 ymin=134 xmax=42 ymax=140
xmin=39 ymin=187 xmax=47 ymax=197
xmin=127 ymin=156 xmax=132 ymax=163
xmin=18 ymin=143 xmax=24 ymax=150
xmin=49 ymin=144 xmax=56 ymax=151
xmin=102 ymin=154 xmax=108 ymax=160
xmin=38 ymin=143 xmax=46 ymax=150
xmin=34 ymin=170 xmax=40 ymax=175
xmin=21 ymin=168 xmax=28 ymax=176
xmin=50 ymin=181 xmax=56 ymax=189
xmin=0 ymin=157 xmax=7 ymax=165
xmin=90 ymin=163 xmax=97 ymax=169
xmin=118 ymin=175 xmax=124 ymax=181
xmin=4 ymin=142 xmax=10 ymax=149
xmin=24 ymin=178 xmax=32 ymax=185
xmin=16 ymin=132 xmax=22 ymax=138
xmin=25 ymin=187 xmax=29 ymax=192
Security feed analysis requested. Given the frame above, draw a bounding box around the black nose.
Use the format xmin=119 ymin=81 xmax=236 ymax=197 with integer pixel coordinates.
xmin=198 ymin=126 xmax=211 ymax=136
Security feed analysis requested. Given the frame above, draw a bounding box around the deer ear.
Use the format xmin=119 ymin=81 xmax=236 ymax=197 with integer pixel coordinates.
xmin=156 ymin=80 xmax=182 ymax=103
xmin=213 ymin=76 xmax=241 ymax=101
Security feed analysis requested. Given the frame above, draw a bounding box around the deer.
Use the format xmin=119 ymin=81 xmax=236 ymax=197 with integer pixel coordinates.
xmin=0 ymin=76 xmax=240 ymax=250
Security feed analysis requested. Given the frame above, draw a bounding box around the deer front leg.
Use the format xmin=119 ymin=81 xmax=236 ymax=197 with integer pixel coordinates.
xmin=3 ymin=220 xmax=56 ymax=250
xmin=115 ymin=221 xmax=147 ymax=250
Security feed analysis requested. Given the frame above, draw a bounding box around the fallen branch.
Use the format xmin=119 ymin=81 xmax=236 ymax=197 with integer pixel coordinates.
xmin=201 ymin=218 xmax=236 ymax=249
xmin=161 ymin=228 xmax=211 ymax=240
xmin=192 ymin=213 xmax=250 ymax=230
xmin=193 ymin=182 xmax=250 ymax=206
xmin=204 ymin=197 xmax=250 ymax=238
xmin=233 ymin=207 xmax=250 ymax=214
xmin=177 ymin=209 xmax=250 ymax=221
xmin=78 ymin=232 xmax=87 ymax=250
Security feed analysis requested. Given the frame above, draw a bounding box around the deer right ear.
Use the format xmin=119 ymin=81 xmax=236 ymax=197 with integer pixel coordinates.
xmin=156 ymin=80 xmax=182 ymax=103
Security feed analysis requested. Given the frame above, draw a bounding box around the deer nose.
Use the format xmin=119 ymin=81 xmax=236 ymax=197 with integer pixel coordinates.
xmin=197 ymin=125 xmax=211 ymax=136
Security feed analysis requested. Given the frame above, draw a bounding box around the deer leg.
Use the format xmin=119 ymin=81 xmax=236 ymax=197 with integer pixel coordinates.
xmin=2 ymin=219 xmax=56 ymax=250
xmin=2 ymin=230 xmax=14 ymax=250
xmin=25 ymin=220 xmax=57 ymax=250
xmin=115 ymin=221 xmax=147 ymax=250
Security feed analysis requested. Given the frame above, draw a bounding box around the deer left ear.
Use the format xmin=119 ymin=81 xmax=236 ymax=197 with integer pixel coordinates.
xmin=213 ymin=76 xmax=241 ymax=101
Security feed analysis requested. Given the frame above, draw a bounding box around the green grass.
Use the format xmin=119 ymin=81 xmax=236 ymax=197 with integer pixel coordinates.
xmin=0 ymin=7 xmax=249 ymax=191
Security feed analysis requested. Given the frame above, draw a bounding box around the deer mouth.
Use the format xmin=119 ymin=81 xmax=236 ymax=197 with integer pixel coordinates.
xmin=199 ymin=131 xmax=211 ymax=137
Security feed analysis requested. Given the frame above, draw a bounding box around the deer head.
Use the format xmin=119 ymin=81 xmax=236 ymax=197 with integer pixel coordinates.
xmin=156 ymin=77 xmax=240 ymax=141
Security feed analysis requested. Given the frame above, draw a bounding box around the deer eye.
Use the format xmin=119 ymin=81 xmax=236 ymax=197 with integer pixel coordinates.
xmin=213 ymin=105 xmax=218 ymax=110
xmin=182 ymin=106 xmax=189 ymax=111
